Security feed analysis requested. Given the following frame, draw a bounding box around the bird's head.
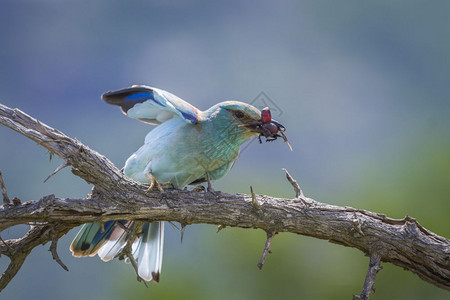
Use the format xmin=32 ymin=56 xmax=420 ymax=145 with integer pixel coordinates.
xmin=202 ymin=101 xmax=292 ymax=150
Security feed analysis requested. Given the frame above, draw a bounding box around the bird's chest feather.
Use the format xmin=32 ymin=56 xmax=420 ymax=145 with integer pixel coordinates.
xmin=124 ymin=118 xmax=241 ymax=184
xmin=170 ymin=121 xmax=241 ymax=170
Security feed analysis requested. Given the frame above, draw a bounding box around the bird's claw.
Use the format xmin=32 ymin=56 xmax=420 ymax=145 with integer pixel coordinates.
xmin=145 ymin=172 xmax=171 ymax=193
xmin=148 ymin=179 xmax=165 ymax=193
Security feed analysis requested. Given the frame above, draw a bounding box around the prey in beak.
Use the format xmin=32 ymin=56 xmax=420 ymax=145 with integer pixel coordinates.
xmin=242 ymin=107 xmax=293 ymax=151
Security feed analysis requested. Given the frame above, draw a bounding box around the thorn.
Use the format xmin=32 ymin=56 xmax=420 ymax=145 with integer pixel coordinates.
xmin=44 ymin=161 xmax=69 ymax=183
xmin=250 ymin=186 xmax=260 ymax=209
xmin=283 ymin=168 xmax=304 ymax=198
xmin=0 ymin=170 xmax=11 ymax=205
xmin=217 ymin=225 xmax=226 ymax=233
xmin=257 ymin=231 xmax=276 ymax=270
xmin=181 ymin=224 xmax=187 ymax=243
xmin=49 ymin=235 xmax=69 ymax=271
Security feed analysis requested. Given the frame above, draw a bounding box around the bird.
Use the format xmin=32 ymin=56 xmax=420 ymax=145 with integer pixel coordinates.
xmin=70 ymin=85 xmax=290 ymax=283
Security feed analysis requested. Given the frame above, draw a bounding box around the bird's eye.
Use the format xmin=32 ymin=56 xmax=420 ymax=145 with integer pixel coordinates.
xmin=234 ymin=110 xmax=245 ymax=119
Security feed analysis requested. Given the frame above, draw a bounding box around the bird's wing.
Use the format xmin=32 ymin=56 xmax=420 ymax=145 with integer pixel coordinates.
xmin=101 ymin=85 xmax=199 ymax=125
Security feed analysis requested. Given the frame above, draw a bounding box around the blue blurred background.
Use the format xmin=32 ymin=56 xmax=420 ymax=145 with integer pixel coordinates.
xmin=1 ymin=1 xmax=449 ymax=299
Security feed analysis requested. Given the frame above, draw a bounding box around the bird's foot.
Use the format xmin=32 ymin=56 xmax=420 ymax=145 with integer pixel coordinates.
xmin=145 ymin=172 xmax=172 ymax=193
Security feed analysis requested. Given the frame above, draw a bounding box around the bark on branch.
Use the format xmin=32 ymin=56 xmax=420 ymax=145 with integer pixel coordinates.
xmin=0 ymin=103 xmax=449 ymax=297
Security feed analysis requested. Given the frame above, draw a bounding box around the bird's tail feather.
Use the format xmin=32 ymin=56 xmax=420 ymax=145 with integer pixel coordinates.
xmin=70 ymin=221 xmax=164 ymax=282
xmin=70 ymin=221 xmax=120 ymax=257
xmin=97 ymin=220 xmax=132 ymax=262
xmin=136 ymin=222 xmax=164 ymax=282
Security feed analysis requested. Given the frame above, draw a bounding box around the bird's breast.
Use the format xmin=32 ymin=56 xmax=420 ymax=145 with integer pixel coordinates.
xmin=124 ymin=119 xmax=242 ymax=187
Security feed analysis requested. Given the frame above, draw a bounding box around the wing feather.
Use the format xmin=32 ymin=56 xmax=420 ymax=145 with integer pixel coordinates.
xmin=102 ymin=85 xmax=199 ymax=125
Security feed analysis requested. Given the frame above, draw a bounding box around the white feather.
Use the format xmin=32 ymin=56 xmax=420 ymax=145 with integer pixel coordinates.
xmin=96 ymin=228 xmax=129 ymax=262
xmin=137 ymin=222 xmax=164 ymax=281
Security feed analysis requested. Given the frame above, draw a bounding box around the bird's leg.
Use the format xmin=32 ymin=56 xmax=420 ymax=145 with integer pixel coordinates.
xmin=205 ymin=173 xmax=215 ymax=193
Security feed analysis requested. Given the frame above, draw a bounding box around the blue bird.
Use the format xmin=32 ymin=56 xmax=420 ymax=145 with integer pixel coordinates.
xmin=70 ymin=85 xmax=290 ymax=282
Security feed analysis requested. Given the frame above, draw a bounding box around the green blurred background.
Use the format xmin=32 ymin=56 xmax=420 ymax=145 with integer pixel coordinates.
xmin=1 ymin=1 xmax=449 ymax=299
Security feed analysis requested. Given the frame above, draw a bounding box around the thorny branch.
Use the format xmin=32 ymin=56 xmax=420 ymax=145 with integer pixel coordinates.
xmin=0 ymin=103 xmax=449 ymax=298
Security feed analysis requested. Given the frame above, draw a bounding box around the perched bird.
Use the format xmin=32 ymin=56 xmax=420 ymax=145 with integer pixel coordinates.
xmin=70 ymin=85 xmax=290 ymax=282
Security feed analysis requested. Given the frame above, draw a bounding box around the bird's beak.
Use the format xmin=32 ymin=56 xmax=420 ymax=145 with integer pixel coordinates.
xmin=240 ymin=120 xmax=265 ymax=133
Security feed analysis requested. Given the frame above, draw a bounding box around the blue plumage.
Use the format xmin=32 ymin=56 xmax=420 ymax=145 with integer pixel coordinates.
xmin=125 ymin=91 xmax=153 ymax=101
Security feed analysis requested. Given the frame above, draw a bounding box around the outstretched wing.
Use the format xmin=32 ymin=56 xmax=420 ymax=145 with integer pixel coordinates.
xmin=101 ymin=85 xmax=199 ymax=125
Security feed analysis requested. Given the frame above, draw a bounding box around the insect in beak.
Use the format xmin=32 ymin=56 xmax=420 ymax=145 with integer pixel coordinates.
xmin=257 ymin=107 xmax=293 ymax=151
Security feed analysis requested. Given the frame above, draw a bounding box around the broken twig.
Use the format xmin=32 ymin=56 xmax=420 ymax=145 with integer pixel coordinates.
xmin=44 ymin=161 xmax=69 ymax=183
xmin=353 ymin=253 xmax=382 ymax=300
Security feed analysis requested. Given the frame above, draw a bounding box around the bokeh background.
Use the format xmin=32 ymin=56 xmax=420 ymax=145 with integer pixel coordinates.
xmin=1 ymin=1 xmax=449 ymax=299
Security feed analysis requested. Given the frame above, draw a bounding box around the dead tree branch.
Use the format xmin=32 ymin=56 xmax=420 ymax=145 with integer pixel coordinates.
xmin=0 ymin=103 xmax=449 ymax=296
